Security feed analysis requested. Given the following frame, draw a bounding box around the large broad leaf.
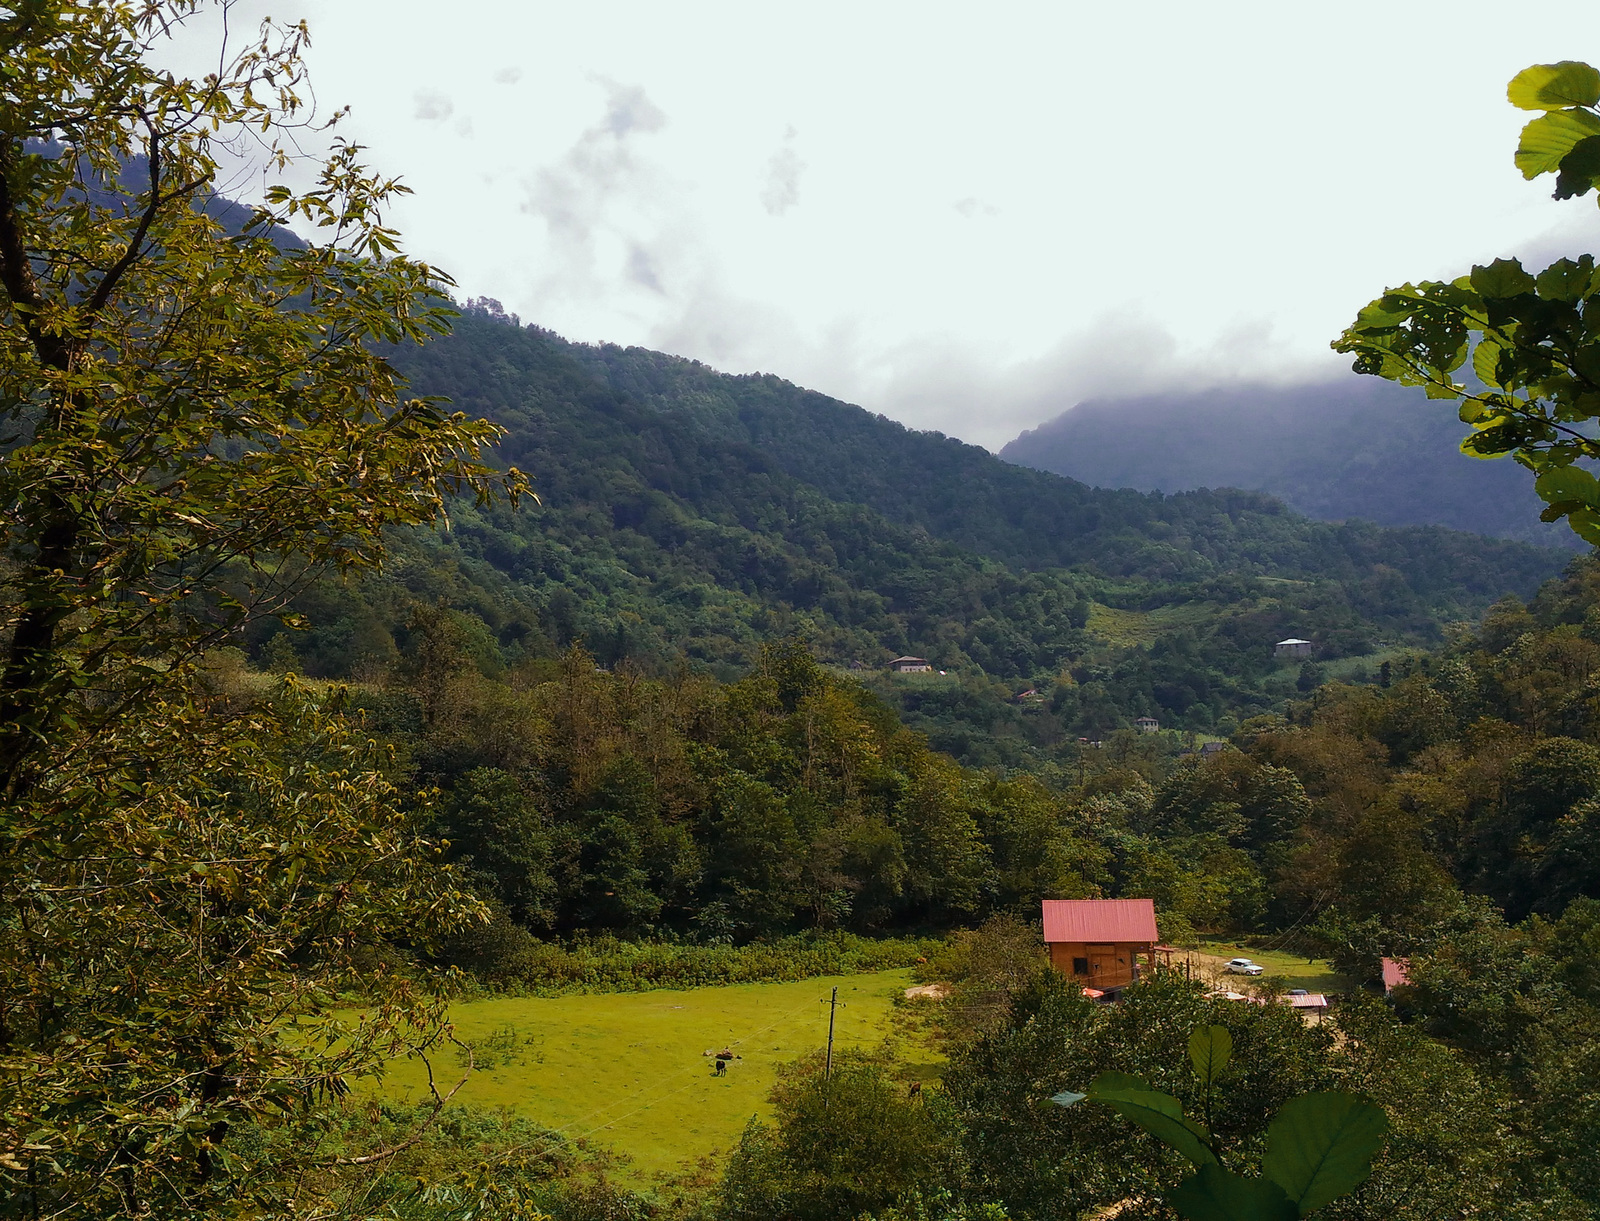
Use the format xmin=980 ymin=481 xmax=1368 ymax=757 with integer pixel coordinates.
xmin=1188 ymin=1025 xmax=1232 ymax=1087
xmin=1084 ymin=1071 xmax=1217 ymax=1167
xmin=1471 ymin=338 xmax=1508 ymax=390
xmin=1534 ymin=464 xmax=1600 ymax=508
xmin=1470 ymin=258 xmax=1537 ymax=299
xmin=1516 ymin=109 xmax=1600 ymax=178
xmin=1508 ymin=61 xmax=1600 ymax=111
xmin=1556 ymin=136 xmax=1600 ymax=200
xmin=1536 ymin=255 xmax=1596 ymax=301
xmin=1569 ymin=508 xmax=1600 ymax=545
xmin=1574 ymin=343 xmax=1600 ymax=385
xmin=1169 ymin=1164 xmax=1299 ymax=1221
xmin=1261 ymin=1092 xmax=1389 ymax=1214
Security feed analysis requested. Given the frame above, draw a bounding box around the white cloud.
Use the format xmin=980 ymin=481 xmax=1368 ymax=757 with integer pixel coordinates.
xmin=260 ymin=0 xmax=1600 ymax=453
xmin=760 ymin=130 xmax=805 ymax=216
xmin=412 ymin=90 xmax=453 ymax=122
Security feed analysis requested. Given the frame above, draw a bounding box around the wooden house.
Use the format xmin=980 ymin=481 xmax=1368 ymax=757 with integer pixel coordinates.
xmin=889 ymin=655 xmax=933 ymax=673
xmin=1274 ymin=638 xmax=1314 ymax=659
xmin=1042 ymin=898 xmax=1164 ymax=992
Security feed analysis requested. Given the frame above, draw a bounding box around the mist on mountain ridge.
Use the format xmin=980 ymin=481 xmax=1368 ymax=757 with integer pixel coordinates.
xmin=999 ymin=377 xmax=1581 ymax=550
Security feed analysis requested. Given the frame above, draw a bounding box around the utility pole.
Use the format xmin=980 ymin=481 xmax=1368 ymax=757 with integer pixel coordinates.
xmin=824 ymin=986 xmax=838 ymax=1082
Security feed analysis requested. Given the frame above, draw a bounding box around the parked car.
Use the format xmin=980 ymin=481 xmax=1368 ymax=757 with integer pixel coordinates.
xmin=1224 ymin=957 xmax=1265 ymax=976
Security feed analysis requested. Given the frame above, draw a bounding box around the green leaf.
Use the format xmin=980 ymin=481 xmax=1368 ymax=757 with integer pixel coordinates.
xmin=1537 ymin=255 xmax=1596 ymax=301
xmin=1471 ymin=340 xmax=1506 ymax=389
xmin=1516 ymin=109 xmax=1600 ymax=178
xmin=1048 ymin=1090 xmax=1087 ymax=1108
xmin=1534 ymin=464 xmax=1600 ymax=507
xmin=1169 ymin=1164 xmax=1299 ymax=1221
xmin=1470 ymin=258 xmax=1537 ymax=299
xmin=1569 ymin=508 xmax=1600 ymax=545
xmin=1085 ymin=1071 xmax=1217 ymax=1167
xmin=1508 ymin=61 xmax=1600 ymax=111
xmin=1556 ymin=136 xmax=1600 ymax=200
xmin=1261 ymin=1092 xmax=1389 ymax=1215
xmin=1188 ymin=1025 xmax=1232 ymax=1086
xmin=1574 ymin=343 xmax=1600 ymax=385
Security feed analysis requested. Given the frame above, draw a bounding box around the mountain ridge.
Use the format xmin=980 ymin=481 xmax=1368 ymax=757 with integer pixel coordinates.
xmin=999 ymin=377 xmax=1578 ymax=549
xmin=250 ymin=307 xmax=1569 ymax=765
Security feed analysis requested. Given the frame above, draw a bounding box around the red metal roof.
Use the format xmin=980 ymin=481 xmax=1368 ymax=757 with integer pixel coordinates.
xmin=1283 ymin=993 xmax=1328 ymax=1009
xmin=1380 ymin=957 xmax=1410 ymax=992
xmin=1042 ymin=898 xmax=1158 ymax=944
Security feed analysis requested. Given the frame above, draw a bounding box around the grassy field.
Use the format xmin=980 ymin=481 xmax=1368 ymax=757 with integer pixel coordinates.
xmin=1194 ymin=940 xmax=1353 ymax=993
xmin=1085 ymin=601 xmax=1218 ymax=647
xmin=378 ymin=968 xmax=931 ymax=1185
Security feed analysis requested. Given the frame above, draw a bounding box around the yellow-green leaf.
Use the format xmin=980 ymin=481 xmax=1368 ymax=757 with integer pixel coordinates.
xmin=1516 ymin=109 xmax=1600 ymax=178
xmin=1508 ymin=61 xmax=1600 ymax=111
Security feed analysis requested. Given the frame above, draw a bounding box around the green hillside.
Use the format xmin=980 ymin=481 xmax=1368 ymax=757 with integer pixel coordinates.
xmin=262 ymin=306 xmax=1567 ymax=765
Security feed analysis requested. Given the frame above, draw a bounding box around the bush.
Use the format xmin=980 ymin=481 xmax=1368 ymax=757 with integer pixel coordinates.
xmin=448 ymin=922 xmax=941 ymax=994
xmin=716 ymin=1051 xmax=960 ymax=1221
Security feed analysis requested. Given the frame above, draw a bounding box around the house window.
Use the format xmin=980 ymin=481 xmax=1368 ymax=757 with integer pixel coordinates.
xmin=1073 ymin=957 xmax=1089 ymax=975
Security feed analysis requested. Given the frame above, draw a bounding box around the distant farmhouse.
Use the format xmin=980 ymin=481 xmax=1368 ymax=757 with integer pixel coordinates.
xmin=1134 ymin=716 xmax=1160 ymax=733
xmin=1274 ymin=637 xmax=1314 ymax=659
xmin=889 ymin=655 xmax=933 ymax=673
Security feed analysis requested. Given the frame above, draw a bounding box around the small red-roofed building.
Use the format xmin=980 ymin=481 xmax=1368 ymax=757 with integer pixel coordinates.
xmin=1380 ymin=957 xmax=1411 ymax=995
xmin=1283 ymin=992 xmax=1329 ymax=1022
xmin=1042 ymin=898 xmax=1169 ymax=992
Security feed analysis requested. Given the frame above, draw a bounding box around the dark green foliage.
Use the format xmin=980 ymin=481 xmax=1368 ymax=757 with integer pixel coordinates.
xmin=301 ymin=308 xmax=1571 ymax=769
xmin=362 ymin=641 xmax=1115 ymax=944
xmin=942 ymin=973 xmax=1334 ymax=1219
xmin=443 ymin=927 xmax=937 ymax=994
xmin=717 ymin=1052 xmax=958 ymax=1221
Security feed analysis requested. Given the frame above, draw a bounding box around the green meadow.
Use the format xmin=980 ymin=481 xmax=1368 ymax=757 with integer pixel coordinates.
xmin=378 ymin=968 xmax=932 ymax=1184
xmin=1196 ymin=940 xmax=1353 ymax=993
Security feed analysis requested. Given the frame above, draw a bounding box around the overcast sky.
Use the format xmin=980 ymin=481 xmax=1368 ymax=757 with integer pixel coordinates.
xmin=208 ymin=2 xmax=1597 ymax=449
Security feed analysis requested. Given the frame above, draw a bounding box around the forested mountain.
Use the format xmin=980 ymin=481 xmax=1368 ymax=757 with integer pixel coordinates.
xmin=999 ymin=377 xmax=1580 ymax=548
xmin=261 ymin=305 xmax=1567 ymax=765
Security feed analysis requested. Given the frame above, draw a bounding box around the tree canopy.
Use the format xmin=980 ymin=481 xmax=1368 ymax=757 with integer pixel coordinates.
xmin=1336 ymin=60 xmax=1600 ymax=546
xmin=0 ymin=4 xmax=520 ymax=1215
xmin=0 ymin=0 xmax=521 ymax=792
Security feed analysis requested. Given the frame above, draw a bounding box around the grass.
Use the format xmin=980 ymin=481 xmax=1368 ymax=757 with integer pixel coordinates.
xmin=1195 ymin=939 xmax=1353 ymax=993
xmin=376 ymin=968 xmax=931 ymax=1186
xmin=1318 ymin=647 xmax=1412 ymax=683
xmin=1086 ymin=601 xmax=1218 ymax=647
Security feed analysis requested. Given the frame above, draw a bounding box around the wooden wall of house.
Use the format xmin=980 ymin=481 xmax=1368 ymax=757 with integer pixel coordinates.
xmin=1047 ymin=941 xmax=1147 ymax=989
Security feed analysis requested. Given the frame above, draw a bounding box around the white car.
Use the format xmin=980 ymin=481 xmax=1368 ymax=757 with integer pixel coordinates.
xmin=1224 ymin=957 xmax=1265 ymax=976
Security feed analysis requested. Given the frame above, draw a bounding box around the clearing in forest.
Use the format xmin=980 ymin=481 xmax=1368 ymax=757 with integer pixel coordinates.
xmin=379 ymin=968 xmax=932 ymax=1184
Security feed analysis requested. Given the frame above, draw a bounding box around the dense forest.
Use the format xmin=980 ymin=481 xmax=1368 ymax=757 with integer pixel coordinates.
xmin=14 ymin=10 xmax=1600 ymax=1219
xmin=233 ymin=548 xmax=1600 ymax=1218
xmin=255 ymin=304 xmax=1565 ymax=770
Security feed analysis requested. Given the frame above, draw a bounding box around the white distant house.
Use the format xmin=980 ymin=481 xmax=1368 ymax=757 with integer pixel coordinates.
xmin=889 ymin=655 xmax=933 ymax=673
xmin=1274 ymin=638 xmax=1314 ymax=660
xmin=1134 ymin=716 xmax=1160 ymax=733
